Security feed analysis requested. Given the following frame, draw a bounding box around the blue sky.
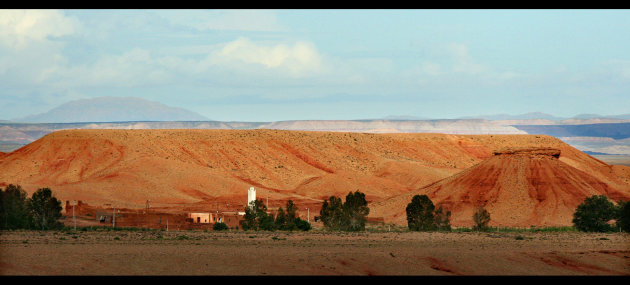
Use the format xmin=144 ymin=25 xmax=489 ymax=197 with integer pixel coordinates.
xmin=1 ymin=9 xmax=629 ymax=121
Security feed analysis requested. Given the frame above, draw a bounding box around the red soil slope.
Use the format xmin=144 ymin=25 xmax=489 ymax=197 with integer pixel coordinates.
xmin=0 ymin=130 xmax=479 ymax=211
xmin=0 ymin=129 xmax=628 ymax=226
xmin=370 ymin=147 xmax=630 ymax=227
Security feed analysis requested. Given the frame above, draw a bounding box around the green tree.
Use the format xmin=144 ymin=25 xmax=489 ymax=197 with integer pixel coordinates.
xmin=274 ymin=200 xmax=303 ymax=231
xmin=320 ymin=191 xmax=370 ymax=231
xmin=242 ymin=199 xmax=277 ymax=231
xmin=0 ymin=184 xmax=30 ymax=230
xmin=434 ymin=205 xmax=452 ymax=231
xmin=27 ymin=188 xmax=63 ymax=230
xmin=274 ymin=207 xmax=287 ymax=230
xmin=406 ymin=195 xmax=436 ymax=231
xmin=284 ymin=200 xmax=299 ymax=230
xmin=259 ymin=213 xmax=276 ymax=231
xmin=616 ymin=200 xmax=630 ymax=232
xmin=573 ymin=195 xmax=616 ymax=232
xmin=343 ymin=191 xmax=370 ymax=231
xmin=472 ymin=206 xmax=491 ymax=231
xmin=242 ymin=199 xmax=266 ymax=231
xmin=320 ymin=195 xmax=345 ymax=230
xmin=213 ymin=222 xmax=229 ymax=231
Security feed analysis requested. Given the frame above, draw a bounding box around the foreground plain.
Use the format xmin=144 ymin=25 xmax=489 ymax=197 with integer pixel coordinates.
xmin=1 ymin=230 xmax=628 ymax=275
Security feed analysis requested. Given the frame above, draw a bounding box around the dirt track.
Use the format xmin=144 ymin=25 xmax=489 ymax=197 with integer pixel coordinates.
xmin=1 ymin=230 xmax=628 ymax=275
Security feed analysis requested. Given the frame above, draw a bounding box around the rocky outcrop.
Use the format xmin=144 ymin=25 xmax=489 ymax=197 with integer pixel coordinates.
xmin=371 ymin=146 xmax=629 ymax=227
xmin=493 ymin=147 xmax=561 ymax=158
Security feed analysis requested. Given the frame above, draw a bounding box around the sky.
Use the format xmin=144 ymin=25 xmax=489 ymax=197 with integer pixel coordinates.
xmin=1 ymin=9 xmax=629 ymax=122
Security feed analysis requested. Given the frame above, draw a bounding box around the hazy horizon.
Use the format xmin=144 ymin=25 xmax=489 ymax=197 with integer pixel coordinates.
xmin=1 ymin=9 xmax=629 ymax=121
xmin=5 ymin=95 xmax=630 ymax=123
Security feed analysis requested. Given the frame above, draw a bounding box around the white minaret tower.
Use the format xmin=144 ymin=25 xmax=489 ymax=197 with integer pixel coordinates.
xmin=247 ymin=187 xmax=256 ymax=208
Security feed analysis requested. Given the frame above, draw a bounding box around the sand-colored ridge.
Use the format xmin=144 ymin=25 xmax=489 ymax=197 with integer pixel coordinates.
xmin=0 ymin=129 xmax=629 ymax=226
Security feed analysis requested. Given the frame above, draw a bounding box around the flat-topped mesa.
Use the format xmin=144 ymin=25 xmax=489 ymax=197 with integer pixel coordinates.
xmin=493 ymin=147 xmax=561 ymax=158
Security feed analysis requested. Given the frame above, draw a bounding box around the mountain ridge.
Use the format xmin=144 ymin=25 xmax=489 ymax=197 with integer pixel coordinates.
xmin=14 ymin=96 xmax=209 ymax=123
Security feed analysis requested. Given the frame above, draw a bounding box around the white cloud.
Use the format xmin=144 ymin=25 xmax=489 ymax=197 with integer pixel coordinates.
xmin=154 ymin=9 xmax=284 ymax=32
xmin=194 ymin=10 xmax=284 ymax=32
xmin=0 ymin=9 xmax=79 ymax=50
xmin=0 ymin=10 xmax=81 ymax=88
xmin=447 ymin=43 xmax=487 ymax=75
xmin=421 ymin=62 xmax=443 ymax=76
xmin=207 ymin=37 xmax=324 ymax=77
xmin=598 ymin=59 xmax=630 ymax=81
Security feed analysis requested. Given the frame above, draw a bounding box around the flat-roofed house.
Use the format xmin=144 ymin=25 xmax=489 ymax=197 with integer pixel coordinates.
xmin=188 ymin=212 xmax=212 ymax=224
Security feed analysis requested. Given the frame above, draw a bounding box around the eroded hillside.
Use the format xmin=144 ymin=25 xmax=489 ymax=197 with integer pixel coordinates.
xmin=0 ymin=129 xmax=628 ymax=226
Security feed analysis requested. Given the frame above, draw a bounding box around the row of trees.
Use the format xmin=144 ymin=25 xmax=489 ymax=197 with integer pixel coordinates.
xmin=403 ymin=193 xmax=630 ymax=233
xmin=241 ymin=199 xmax=311 ymax=231
xmin=572 ymin=195 xmax=630 ymax=232
xmin=2 ymin=182 xmax=627 ymax=233
xmin=0 ymin=184 xmax=63 ymax=230
xmin=240 ymin=191 xmax=630 ymax=233
xmin=405 ymin=194 xmax=491 ymax=232
xmin=316 ymin=191 xmax=492 ymax=232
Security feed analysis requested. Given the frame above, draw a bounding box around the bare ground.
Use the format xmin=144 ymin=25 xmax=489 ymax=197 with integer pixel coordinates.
xmin=1 ymin=230 xmax=628 ymax=276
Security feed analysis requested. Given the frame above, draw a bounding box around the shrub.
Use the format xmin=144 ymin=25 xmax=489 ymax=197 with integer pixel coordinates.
xmin=27 ymin=188 xmax=63 ymax=230
xmin=343 ymin=191 xmax=370 ymax=231
xmin=616 ymin=200 xmax=630 ymax=232
xmin=294 ymin=218 xmax=311 ymax=231
xmin=274 ymin=200 xmax=305 ymax=231
xmin=284 ymin=200 xmax=299 ymax=230
xmin=320 ymin=196 xmax=345 ymax=230
xmin=0 ymin=184 xmax=29 ymax=230
xmin=320 ymin=191 xmax=370 ymax=231
xmin=434 ymin=206 xmax=452 ymax=231
xmin=213 ymin=222 xmax=229 ymax=231
xmin=405 ymin=195 xmax=452 ymax=231
xmin=406 ymin=195 xmax=436 ymax=231
xmin=472 ymin=206 xmax=491 ymax=231
xmin=572 ymin=195 xmax=616 ymax=232
xmin=1 ymin=185 xmax=64 ymax=230
xmin=259 ymin=214 xmax=276 ymax=231
xmin=274 ymin=207 xmax=287 ymax=229
xmin=242 ymin=199 xmax=271 ymax=231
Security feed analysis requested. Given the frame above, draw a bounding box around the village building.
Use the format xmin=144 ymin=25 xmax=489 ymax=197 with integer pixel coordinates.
xmin=185 ymin=186 xmax=256 ymax=229
xmin=186 ymin=212 xmax=225 ymax=224
xmin=187 ymin=212 xmax=211 ymax=224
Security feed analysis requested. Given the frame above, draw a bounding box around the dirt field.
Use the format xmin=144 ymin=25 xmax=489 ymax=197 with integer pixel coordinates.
xmin=1 ymin=229 xmax=628 ymax=275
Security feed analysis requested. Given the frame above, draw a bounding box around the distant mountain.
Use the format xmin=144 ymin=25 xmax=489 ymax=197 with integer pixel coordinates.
xmin=460 ymin=112 xmax=565 ymax=121
xmin=380 ymin=115 xmax=430 ymax=120
xmin=571 ymin=114 xmax=604 ymax=120
xmin=14 ymin=97 xmax=209 ymax=123
xmin=571 ymin=113 xmax=630 ymax=120
xmin=461 ymin=112 xmax=630 ymax=122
